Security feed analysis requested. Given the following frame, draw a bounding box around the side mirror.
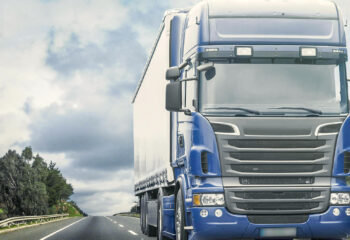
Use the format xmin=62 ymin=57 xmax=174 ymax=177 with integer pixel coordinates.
xmin=166 ymin=81 xmax=182 ymax=111
xmin=166 ymin=67 xmax=180 ymax=80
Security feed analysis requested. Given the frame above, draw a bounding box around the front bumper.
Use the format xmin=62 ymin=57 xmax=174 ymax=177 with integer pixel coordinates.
xmin=189 ymin=206 xmax=350 ymax=240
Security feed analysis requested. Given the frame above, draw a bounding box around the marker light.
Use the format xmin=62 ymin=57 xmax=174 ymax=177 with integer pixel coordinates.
xmin=205 ymin=48 xmax=218 ymax=52
xmin=333 ymin=208 xmax=340 ymax=216
xmin=330 ymin=193 xmax=350 ymax=205
xmin=236 ymin=47 xmax=253 ymax=56
xmin=193 ymin=194 xmax=225 ymax=206
xmin=301 ymin=47 xmax=317 ymax=57
xmin=346 ymin=208 xmax=350 ymax=216
xmin=200 ymin=209 xmax=208 ymax=217
xmin=193 ymin=195 xmax=201 ymax=206
xmin=215 ymin=209 xmax=223 ymax=217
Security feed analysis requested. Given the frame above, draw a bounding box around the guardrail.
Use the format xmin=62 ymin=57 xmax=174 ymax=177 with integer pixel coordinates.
xmin=0 ymin=214 xmax=69 ymax=228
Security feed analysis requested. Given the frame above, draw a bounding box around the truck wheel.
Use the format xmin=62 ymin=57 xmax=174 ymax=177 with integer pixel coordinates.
xmin=157 ymin=189 xmax=166 ymax=240
xmin=175 ymin=189 xmax=187 ymax=240
xmin=145 ymin=192 xmax=157 ymax=236
xmin=140 ymin=195 xmax=145 ymax=233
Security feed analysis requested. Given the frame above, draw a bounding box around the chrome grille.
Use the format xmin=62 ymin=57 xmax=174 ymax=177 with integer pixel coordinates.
xmin=225 ymin=187 xmax=329 ymax=214
xmin=207 ymin=116 xmax=343 ymax=215
xmin=219 ymin=135 xmax=335 ymax=177
xmin=228 ymin=139 xmax=326 ymax=148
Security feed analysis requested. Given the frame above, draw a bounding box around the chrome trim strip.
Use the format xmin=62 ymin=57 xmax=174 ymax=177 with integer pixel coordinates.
xmin=211 ymin=122 xmax=240 ymax=136
xmin=315 ymin=122 xmax=342 ymax=136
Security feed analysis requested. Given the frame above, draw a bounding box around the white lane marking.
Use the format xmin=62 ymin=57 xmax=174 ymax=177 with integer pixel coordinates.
xmin=40 ymin=217 xmax=86 ymax=240
xmin=118 ymin=224 xmax=124 ymax=228
xmin=113 ymin=221 xmax=117 ymax=224
xmin=128 ymin=230 xmax=138 ymax=235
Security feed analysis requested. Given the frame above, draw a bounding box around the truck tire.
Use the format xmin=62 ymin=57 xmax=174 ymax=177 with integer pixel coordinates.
xmin=140 ymin=195 xmax=145 ymax=233
xmin=175 ymin=189 xmax=187 ymax=240
xmin=145 ymin=192 xmax=157 ymax=236
xmin=157 ymin=189 xmax=167 ymax=240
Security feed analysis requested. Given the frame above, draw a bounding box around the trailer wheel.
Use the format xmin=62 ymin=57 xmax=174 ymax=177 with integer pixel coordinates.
xmin=175 ymin=189 xmax=187 ymax=240
xmin=145 ymin=192 xmax=157 ymax=236
xmin=140 ymin=195 xmax=145 ymax=233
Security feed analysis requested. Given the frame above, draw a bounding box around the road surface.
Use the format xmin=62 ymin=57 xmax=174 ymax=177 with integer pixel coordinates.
xmin=0 ymin=215 xmax=154 ymax=240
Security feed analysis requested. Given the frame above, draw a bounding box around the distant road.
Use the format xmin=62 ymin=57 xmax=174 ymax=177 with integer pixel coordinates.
xmin=0 ymin=215 xmax=154 ymax=240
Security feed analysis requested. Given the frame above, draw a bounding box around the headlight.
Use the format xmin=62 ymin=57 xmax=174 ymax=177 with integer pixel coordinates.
xmin=193 ymin=194 xmax=225 ymax=206
xmin=330 ymin=193 xmax=350 ymax=205
xmin=300 ymin=47 xmax=317 ymax=57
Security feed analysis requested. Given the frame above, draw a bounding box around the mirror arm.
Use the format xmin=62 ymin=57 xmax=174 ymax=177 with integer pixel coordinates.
xmin=178 ymin=58 xmax=191 ymax=69
xmin=178 ymin=76 xmax=197 ymax=115
xmin=180 ymin=109 xmax=192 ymax=116
xmin=180 ymin=77 xmax=198 ymax=82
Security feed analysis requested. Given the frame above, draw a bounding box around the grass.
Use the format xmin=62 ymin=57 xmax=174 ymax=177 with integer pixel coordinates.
xmin=66 ymin=203 xmax=82 ymax=217
xmin=50 ymin=201 xmax=83 ymax=217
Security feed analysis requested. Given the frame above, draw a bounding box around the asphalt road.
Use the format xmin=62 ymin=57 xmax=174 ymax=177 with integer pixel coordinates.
xmin=0 ymin=215 xmax=154 ymax=240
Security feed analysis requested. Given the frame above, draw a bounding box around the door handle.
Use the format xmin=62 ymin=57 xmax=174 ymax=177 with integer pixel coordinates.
xmin=178 ymin=135 xmax=184 ymax=148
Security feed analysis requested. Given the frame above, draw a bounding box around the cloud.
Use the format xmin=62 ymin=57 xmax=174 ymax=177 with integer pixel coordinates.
xmin=72 ymin=190 xmax=135 ymax=216
xmin=46 ymin=26 xmax=147 ymax=82
xmin=29 ymin=101 xmax=133 ymax=170
xmin=66 ymin=169 xmax=135 ymax=215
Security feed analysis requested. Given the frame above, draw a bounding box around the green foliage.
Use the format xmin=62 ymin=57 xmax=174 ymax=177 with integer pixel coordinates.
xmin=0 ymin=147 xmax=79 ymax=219
xmin=50 ymin=200 xmax=86 ymax=217
xmin=21 ymin=147 xmax=33 ymax=161
xmin=68 ymin=201 xmax=87 ymax=216
xmin=46 ymin=162 xmax=73 ymax=206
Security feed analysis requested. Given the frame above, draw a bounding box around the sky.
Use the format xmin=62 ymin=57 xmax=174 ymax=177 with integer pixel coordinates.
xmin=0 ymin=0 xmax=349 ymax=216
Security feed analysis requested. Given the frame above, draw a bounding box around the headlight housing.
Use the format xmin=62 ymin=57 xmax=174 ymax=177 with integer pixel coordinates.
xmin=193 ymin=194 xmax=225 ymax=206
xmin=330 ymin=193 xmax=350 ymax=205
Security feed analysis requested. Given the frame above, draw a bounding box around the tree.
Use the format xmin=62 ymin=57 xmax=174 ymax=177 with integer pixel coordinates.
xmin=0 ymin=150 xmax=20 ymax=216
xmin=21 ymin=147 xmax=33 ymax=162
xmin=46 ymin=162 xmax=73 ymax=206
xmin=32 ymin=154 xmax=48 ymax=182
xmin=0 ymin=147 xmax=76 ymax=217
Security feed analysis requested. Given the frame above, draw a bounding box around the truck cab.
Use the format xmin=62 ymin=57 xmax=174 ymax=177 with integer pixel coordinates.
xmin=134 ymin=0 xmax=350 ymax=239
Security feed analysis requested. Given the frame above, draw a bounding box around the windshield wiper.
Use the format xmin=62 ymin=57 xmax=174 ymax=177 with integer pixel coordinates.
xmin=204 ymin=107 xmax=260 ymax=115
xmin=269 ymin=107 xmax=322 ymax=115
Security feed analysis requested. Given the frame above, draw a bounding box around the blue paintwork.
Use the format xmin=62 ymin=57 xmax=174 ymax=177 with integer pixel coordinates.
xmin=189 ymin=113 xmax=222 ymax=177
xmin=332 ymin=115 xmax=350 ymax=193
xmin=196 ymin=45 xmax=348 ymax=55
xmin=181 ymin=0 xmax=346 ymax=59
xmin=162 ymin=195 xmax=176 ymax=238
xmin=169 ymin=113 xmax=350 ymax=239
xmin=160 ymin=0 xmax=350 ymax=239
xmin=170 ymin=14 xmax=187 ymax=67
xmin=189 ymin=206 xmax=350 ymax=240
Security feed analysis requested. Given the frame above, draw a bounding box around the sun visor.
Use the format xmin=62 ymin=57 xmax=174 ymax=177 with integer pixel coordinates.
xmin=209 ymin=18 xmax=340 ymax=46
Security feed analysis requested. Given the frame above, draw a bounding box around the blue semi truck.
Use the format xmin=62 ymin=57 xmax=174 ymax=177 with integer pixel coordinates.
xmin=132 ymin=0 xmax=350 ymax=239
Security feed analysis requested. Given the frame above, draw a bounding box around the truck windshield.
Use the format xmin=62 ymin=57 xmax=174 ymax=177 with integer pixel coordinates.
xmin=199 ymin=62 xmax=348 ymax=116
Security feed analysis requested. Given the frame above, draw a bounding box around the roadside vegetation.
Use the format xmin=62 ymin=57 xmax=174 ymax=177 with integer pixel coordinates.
xmin=0 ymin=147 xmax=86 ymax=220
xmin=113 ymin=203 xmax=140 ymax=218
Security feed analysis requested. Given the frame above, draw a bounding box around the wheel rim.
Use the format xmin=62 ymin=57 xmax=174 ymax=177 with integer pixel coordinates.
xmin=158 ymin=204 xmax=162 ymax=238
xmin=176 ymin=203 xmax=182 ymax=240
